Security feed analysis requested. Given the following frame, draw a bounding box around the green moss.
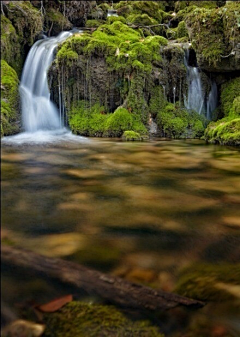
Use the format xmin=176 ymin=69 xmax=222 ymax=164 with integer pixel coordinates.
xmin=43 ymin=301 xmax=164 ymax=337
xmin=1 ymin=60 xmax=20 ymax=137
xmin=175 ymin=263 xmax=240 ymax=301
xmin=85 ymin=19 xmax=105 ymax=28
xmin=1 ymin=16 xmax=22 ymax=74
xmin=106 ymin=15 xmax=126 ymax=24
xmin=157 ymin=103 xmax=206 ymax=139
xmin=122 ymin=130 xmax=142 ymax=141
xmin=186 ymin=3 xmax=240 ymax=66
xmin=45 ymin=7 xmax=72 ymax=34
xmin=6 ymin=1 xmax=43 ymax=47
xmin=105 ymin=107 xmax=133 ymax=136
xmin=57 ymin=20 xmax=167 ymax=74
xmin=191 ymin=1 xmax=218 ymax=9
xmin=204 ymin=117 xmax=240 ymax=146
xmin=221 ymin=77 xmax=240 ymax=116
xmin=177 ymin=21 xmax=189 ymax=39
xmin=69 ymin=102 xmax=147 ymax=138
xmin=69 ymin=101 xmax=108 ymax=137
xmin=149 ymin=86 xmax=167 ymax=118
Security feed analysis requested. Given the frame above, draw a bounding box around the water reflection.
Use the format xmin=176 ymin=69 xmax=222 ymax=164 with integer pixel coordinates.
xmin=1 ymin=139 xmax=240 ymax=336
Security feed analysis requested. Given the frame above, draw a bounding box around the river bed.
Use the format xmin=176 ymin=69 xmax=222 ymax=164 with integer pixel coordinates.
xmin=1 ymin=136 xmax=240 ymax=336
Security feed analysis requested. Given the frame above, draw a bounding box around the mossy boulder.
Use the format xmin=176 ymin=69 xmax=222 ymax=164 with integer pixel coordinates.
xmin=69 ymin=102 xmax=147 ymax=138
xmin=175 ymin=263 xmax=240 ymax=302
xmin=45 ymin=7 xmax=72 ymax=36
xmin=157 ymin=103 xmax=206 ymax=139
xmin=1 ymin=60 xmax=21 ymax=137
xmin=122 ymin=130 xmax=143 ymax=141
xmin=185 ymin=2 xmax=240 ymax=71
xmin=221 ymin=77 xmax=240 ymax=116
xmin=5 ymin=1 xmax=43 ymax=47
xmin=204 ymin=117 xmax=240 ymax=146
xmin=42 ymin=301 xmax=164 ymax=337
xmin=1 ymin=16 xmax=22 ymax=75
xmin=205 ymin=76 xmax=240 ymax=146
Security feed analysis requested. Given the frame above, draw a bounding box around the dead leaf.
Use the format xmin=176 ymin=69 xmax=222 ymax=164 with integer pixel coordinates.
xmin=36 ymin=294 xmax=73 ymax=313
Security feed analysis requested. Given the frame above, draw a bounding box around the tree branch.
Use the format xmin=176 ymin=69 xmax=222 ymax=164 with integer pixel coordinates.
xmin=2 ymin=245 xmax=205 ymax=312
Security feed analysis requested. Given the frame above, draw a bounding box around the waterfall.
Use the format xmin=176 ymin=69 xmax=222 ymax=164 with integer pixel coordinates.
xmin=207 ymin=81 xmax=218 ymax=120
xmin=19 ymin=31 xmax=76 ymax=132
xmin=184 ymin=49 xmax=217 ymax=119
xmin=184 ymin=61 xmax=204 ymax=115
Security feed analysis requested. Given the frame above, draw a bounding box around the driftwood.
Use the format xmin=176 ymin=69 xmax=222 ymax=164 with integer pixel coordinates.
xmin=2 ymin=245 xmax=204 ymax=311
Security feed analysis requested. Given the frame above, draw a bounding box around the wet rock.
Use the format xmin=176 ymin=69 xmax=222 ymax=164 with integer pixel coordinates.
xmin=1 ymin=320 xmax=45 ymax=337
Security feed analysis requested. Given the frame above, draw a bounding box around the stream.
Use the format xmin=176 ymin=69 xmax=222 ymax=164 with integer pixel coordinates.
xmin=1 ymin=136 xmax=240 ymax=336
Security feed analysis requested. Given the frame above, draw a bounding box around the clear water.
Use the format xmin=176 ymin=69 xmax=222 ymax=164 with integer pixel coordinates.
xmin=2 ymin=138 xmax=240 ymax=336
xmin=1 ymin=138 xmax=240 ymax=336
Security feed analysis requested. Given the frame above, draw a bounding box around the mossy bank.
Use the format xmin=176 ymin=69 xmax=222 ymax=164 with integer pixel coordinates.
xmin=1 ymin=1 xmax=240 ymax=145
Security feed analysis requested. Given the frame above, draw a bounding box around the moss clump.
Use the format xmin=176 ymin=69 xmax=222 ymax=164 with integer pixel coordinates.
xmin=43 ymin=301 xmax=164 ymax=337
xmin=57 ymin=21 xmax=167 ymax=73
xmin=1 ymin=16 xmax=22 ymax=74
xmin=45 ymin=7 xmax=72 ymax=35
xmin=221 ymin=77 xmax=240 ymax=116
xmin=157 ymin=103 xmax=206 ymax=139
xmin=6 ymin=1 xmax=43 ymax=47
xmin=149 ymin=86 xmax=167 ymax=118
xmin=105 ymin=107 xmax=133 ymax=136
xmin=177 ymin=21 xmax=189 ymax=39
xmin=204 ymin=117 xmax=240 ymax=146
xmin=122 ymin=131 xmax=142 ymax=141
xmin=106 ymin=15 xmax=126 ymax=24
xmin=205 ymin=77 xmax=240 ymax=146
xmin=69 ymin=102 xmax=147 ymax=137
xmin=175 ymin=263 xmax=240 ymax=301
xmin=85 ymin=19 xmax=105 ymax=28
xmin=69 ymin=101 xmax=108 ymax=137
xmin=1 ymin=60 xmax=20 ymax=137
xmin=185 ymin=2 xmax=240 ymax=67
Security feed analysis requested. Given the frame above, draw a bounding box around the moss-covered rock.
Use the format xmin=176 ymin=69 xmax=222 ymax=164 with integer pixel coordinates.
xmin=122 ymin=130 xmax=142 ymax=141
xmin=221 ymin=77 xmax=240 ymax=116
xmin=157 ymin=103 xmax=206 ymax=139
xmin=45 ymin=7 xmax=72 ymax=36
xmin=205 ymin=76 xmax=240 ymax=146
xmin=204 ymin=117 xmax=240 ymax=146
xmin=175 ymin=263 xmax=240 ymax=302
xmin=1 ymin=16 xmax=22 ymax=75
xmin=5 ymin=1 xmax=43 ymax=47
xmin=1 ymin=60 xmax=21 ymax=137
xmin=69 ymin=102 xmax=147 ymax=138
xmin=42 ymin=301 xmax=164 ymax=337
xmin=185 ymin=2 xmax=240 ymax=70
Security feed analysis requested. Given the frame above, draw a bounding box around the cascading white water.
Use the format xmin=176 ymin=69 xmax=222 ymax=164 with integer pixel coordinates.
xmin=2 ymin=29 xmax=89 ymax=145
xmin=184 ymin=49 xmax=217 ymax=119
xmin=185 ymin=66 xmax=204 ymax=114
xmin=20 ymin=31 xmax=74 ymax=132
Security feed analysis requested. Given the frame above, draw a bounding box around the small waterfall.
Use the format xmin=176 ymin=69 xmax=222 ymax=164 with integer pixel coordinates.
xmin=184 ymin=49 xmax=217 ymax=119
xmin=184 ymin=63 xmax=204 ymax=115
xmin=20 ymin=31 xmax=75 ymax=132
xmin=207 ymin=81 xmax=218 ymax=120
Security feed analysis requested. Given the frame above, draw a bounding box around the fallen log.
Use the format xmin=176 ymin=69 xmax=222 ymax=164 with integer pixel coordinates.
xmin=1 ymin=245 xmax=204 ymax=311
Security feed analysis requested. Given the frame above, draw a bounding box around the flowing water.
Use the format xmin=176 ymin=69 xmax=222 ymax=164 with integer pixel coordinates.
xmin=184 ymin=51 xmax=218 ymax=119
xmin=20 ymin=30 xmax=80 ymax=133
xmin=1 ymin=138 xmax=240 ymax=336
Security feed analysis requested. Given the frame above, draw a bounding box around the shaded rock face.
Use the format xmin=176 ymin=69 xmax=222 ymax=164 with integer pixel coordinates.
xmin=29 ymin=0 xmax=96 ymax=32
xmin=49 ymin=56 xmax=122 ymax=113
